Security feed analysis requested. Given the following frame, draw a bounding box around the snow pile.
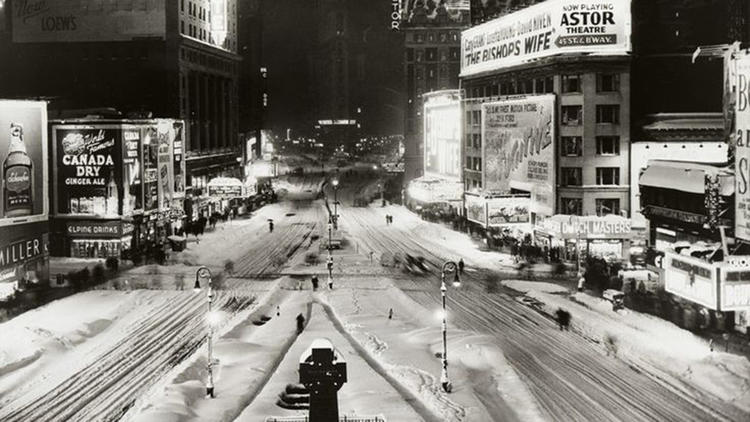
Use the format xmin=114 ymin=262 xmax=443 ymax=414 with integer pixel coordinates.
xmin=503 ymin=280 xmax=750 ymax=413
xmin=502 ymin=280 xmax=569 ymax=294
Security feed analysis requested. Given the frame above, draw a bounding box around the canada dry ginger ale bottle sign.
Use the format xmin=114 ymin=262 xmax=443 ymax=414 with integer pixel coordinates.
xmin=3 ymin=123 xmax=34 ymax=217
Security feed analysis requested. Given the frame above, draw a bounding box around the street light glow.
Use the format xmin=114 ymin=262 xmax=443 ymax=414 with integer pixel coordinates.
xmin=332 ymin=179 xmax=339 ymax=186
xmin=207 ymin=311 xmax=222 ymax=326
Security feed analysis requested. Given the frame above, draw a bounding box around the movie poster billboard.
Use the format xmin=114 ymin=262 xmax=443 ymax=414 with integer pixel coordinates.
xmin=12 ymin=0 xmax=166 ymax=43
xmin=487 ymin=196 xmax=530 ymax=226
xmin=0 ymin=100 xmax=48 ymax=227
xmin=122 ymin=126 xmax=142 ymax=215
xmin=462 ymin=0 xmax=632 ymax=77
xmin=465 ymin=193 xmax=487 ymax=226
xmin=424 ymin=91 xmax=461 ymax=181
xmin=142 ymin=126 xmax=159 ymax=212
xmin=482 ymin=95 xmax=556 ymax=216
xmin=735 ymin=53 xmax=750 ymax=241
xmin=53 ymin=126 xmax=122 ymax=216
xmin=156 ymin=121 xmax=173 ymax=211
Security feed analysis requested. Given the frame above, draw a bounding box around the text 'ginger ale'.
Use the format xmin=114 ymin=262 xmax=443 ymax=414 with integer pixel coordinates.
xmin=3 ymin=123 xmax=33 ymax=217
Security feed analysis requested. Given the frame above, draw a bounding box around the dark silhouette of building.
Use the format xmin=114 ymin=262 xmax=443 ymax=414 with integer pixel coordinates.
xmin=238 ymin=0 xmax=264 ymax=161
xmin=308 ymin=0 xmax=403 ymax=150
xmin=0 ymin=0 xmax=242 ymax=190
xmin=401 ymin=1 xmax=469 ymax=184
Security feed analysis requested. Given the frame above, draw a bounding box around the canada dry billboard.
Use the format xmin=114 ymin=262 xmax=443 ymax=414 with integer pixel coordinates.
xmin=12 ymin=0 xmax=166 ymax=43
xmin=54 ymin=126 xmax=122 ymax=216
xmin=424 ymin=91 xmax=462 ymax=180
xmin=0 ymin=100 xmax=48 ymax=227
xmin=482 ymin=95 xmax=555 ymax=216
xmin=735 ymin=53 xmax=750 ymax=241
xmin=461 ymin=0 xmax=632 ymax=77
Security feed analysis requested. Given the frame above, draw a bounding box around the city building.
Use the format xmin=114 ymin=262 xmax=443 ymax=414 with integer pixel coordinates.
xmin=401 ymin=0 xmax=469 ymax=184
xmin=460 ymin=0 xmax=632 ymax=223
xmin=0 ymin=0 xmax=242 ymax=194
xmin=309 ymin=0 xmax=403 ymax=150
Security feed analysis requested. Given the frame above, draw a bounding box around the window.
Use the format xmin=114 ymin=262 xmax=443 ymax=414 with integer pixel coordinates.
xmin=597 ymin=73 xmax=620 ymax=92
xmin=416 ymin=50 xmax=424 ymax=62
xmin=466 ymin=156 xmax=472 ymax=168
xmin=181 ymin=21 xmax=185 ymax=34
xmin=406 ymin=48 xmax=414 ymax=62
xmin=596 ymin=167 xmax=620 ymax=185
xmin=561 ymin=136 xmax=583 ymax=156
xmin=426 ymin=48 xmax=437 ymax=61
xmin=596 ymin=136 xmax=620 ymax=155
xmin=472 ymin=110 xmax=481 ymax=125
xmin=561 ymin=105 xmax=582 ymax=125
xmin=465 ymin=110 xmax=472 ymax=125
xmin=466 ymin=134 xmax=472 ymax=147
xmin=476 ymin=157 xmax=482 ymax=171
xmin=181 ymin=0 xmax=185 ymax=12
xmin=562 ymin=74 xmax=582 ymax=93
xmin=596 ymin=198 xmax=620 ymax=216
xmin=561 ymin=167 xmax=582 ymax=186
xmin=472 ymin=133 xmax=481 ymax=148
xmin=561 ymin=198 xmax=583 ymax=215
xmin=596 ymin=105 xmax=620 ymax=124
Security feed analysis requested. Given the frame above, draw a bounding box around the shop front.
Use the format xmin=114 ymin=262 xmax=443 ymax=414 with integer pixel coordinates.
xmin=405 ymin=177 xmax=463 ymax=212
xmin=49 ymin=119 xmax=186 ymax=257
xmin=534 ymin=214 xmax=633 ymax=262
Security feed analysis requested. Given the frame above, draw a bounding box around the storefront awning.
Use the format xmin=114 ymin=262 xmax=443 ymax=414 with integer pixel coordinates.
xmin=639 ymin=164 xmax=706 ymax=194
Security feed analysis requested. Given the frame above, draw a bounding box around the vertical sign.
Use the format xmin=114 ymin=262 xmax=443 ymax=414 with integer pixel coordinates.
xmin=122 ymin=127 xmax=143 ymax=215
xmin=173 ymin=121 xmax=186 ymax=198
xmin=156 ymin=120 xmax=173 ymax=211
xmin=142 ymin=126 xmax=159 ymax=212
xmin=735 ymin=53 xmax=750 ymax=240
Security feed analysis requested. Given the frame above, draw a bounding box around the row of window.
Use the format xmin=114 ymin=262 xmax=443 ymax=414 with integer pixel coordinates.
xmin=560 ymin=198 xmax=620 ymax=216
xmin=561 ymin=136 xmax=620 ymax=156
xmin=561 ymin=73 xmax=621 ymax=93
xmin=561 ymin=104 xmax=620 ymax=125
xmin=560 ymin=167 xmax=621 ymax=186
xmin=182 ymin=20 xmax=208 ymax=41
xmin=466 ymin=156 xmax=482 ymax=171
xmin=467 ymin=72 xmax=621 ymax=99
xmin=406 ymin=47 xmax=461 ymax=63
xmin=411 ymin=32 xmax=460 ymax=44
xmin=182 ymin=0 xmax=207 ymax=21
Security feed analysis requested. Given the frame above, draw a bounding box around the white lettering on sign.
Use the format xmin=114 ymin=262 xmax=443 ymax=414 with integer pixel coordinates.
xmin=724 ymin=255 xmax=750 ymax=268
xmin=723 ymin=284 xmax=750 ymax=309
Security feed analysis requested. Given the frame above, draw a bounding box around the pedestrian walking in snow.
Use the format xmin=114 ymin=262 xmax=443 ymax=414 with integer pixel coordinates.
xmin=577 ymin=275 xmax=585 ymax=292
xmin=388 ymin=308 xmax=393 ymax=320
xmin=269 ymin=220 xmax=274 ymax=233
xmin=311 ymin=274 xmax=319 ymax=290
xmin=328 ymin=277 xmax=333 ymax=290
xmin=556 ymin=308 xmax=571 ymax=331
xmin=385 ymin=214 xmax=389 ymax=225
xmin=296 ymin=313 xmax=305 ymax=334
xmin=709 ymin=339 xmax=714 ymax=352
xmin=458 ymin=258 xmax=464 ymax=274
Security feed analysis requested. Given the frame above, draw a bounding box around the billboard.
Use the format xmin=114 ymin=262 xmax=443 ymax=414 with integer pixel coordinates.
xmin=487 ymin=196 xmax=530 ymax=226
xmin=424 ymin=91 xmax=461 ymax=181
xmin=461 ymin=0 xmax=632 ymax=77
xmin=122 ymin=127 xmax=143 ymax=216
xmin=465 ymin=193 xmax=486 ymax=226
xmin=735 ymin=53 xmax=750 ymax=240
xmin=172 ymin=122 xmax=186 ymax=199
xmin=53 ymin=126 xmax=122 ymax=216
xmin=0 ymin=222 xmax=49 ymax=297
xmin=0 ymin=100 xmax=48 ymax=227
xmin=142 ymin=126 xmax=159 ymax=212
xmin=664 ymin=252 xmax=719 ymax=310
xmin=482 ymin=95 xmax=555 ymax=215
xmin=12 ymin=0 xmax=166 ymax=43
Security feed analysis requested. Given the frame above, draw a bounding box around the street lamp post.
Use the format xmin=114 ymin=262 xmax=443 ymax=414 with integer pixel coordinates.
xmin=327 ymin=218 xmax=334 ymax=288
xmin=194 ymin=266 xmax=215 ymax=398
xmin=332 ymin=179 xmax=339 ymax=230
xmin=439 ymin=261 xmax=461 ymax=393
xmin=569 ymin=215 xmax=583 ymax=277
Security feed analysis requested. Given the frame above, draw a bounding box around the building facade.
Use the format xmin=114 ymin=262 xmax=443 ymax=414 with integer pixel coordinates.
xmin=0 ymin=0 xmax=242 ymax=193
xmin=401 ymin=1 xmax=469 ymax=184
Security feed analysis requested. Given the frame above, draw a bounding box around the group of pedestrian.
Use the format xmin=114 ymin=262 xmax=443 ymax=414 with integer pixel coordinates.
xmin=311 ymin=274 xmax=334 ymax=290
xmin=555 ymin=308 xmax=572 ymax=331
xmin=385 ymin=214 xmax=394 ymax=225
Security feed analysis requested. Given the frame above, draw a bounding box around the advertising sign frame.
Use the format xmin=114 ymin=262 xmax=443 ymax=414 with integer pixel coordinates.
xmin=487 ymin=196 xmax=530 ymax=226
xmin=12 ymin=0 xmax=167 ymax=43
xmin=482 ymin=95 xmax=556 ymax=215
xmin=51 ymin=124 xmax=123 ymax=217
xmin=423 ymin=90 xmax=462 ymax=181
xmin=735 ymin=53 xmax=750 ymax=240
xmin=461 ymin=0 xmax=632 ymax=77
xmin=465 ymin=193 xmax=487 ymax=226
xmin=664 ymin=252 xmax=719 ymax=310
xmin=0 ymin=100 xmax=48 ymax=227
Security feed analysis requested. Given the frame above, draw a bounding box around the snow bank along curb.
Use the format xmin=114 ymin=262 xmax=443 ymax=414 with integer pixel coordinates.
xmin=502 ymin=280 xmax=750 ymax=415
xmin=125 ymin=279 xmax=311 ymax=422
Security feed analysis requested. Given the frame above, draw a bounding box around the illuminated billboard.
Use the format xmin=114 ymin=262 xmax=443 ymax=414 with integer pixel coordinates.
xmin=735 ymin=53 xmax=750 ymax=240
xmin=0 ymin=100 xmax=48 ymax=227
xmin=12 ymin=0 xmax=166 ymax=43
xmin=482 ymin=95 xmax=556 ymax=216
xmin=487 ymin=196 xmax=530 ymax=226
xmin=461 ymin=0 xmax=632 ymax=77
xmin=424 ymin=90 xmax=461 ymax=181
xmin=465 ymin=193 xmax=486 ymax=226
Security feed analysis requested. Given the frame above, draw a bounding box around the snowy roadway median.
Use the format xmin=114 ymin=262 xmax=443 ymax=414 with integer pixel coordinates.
xmin=503 ymin=280 xmax=750 ymax=415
